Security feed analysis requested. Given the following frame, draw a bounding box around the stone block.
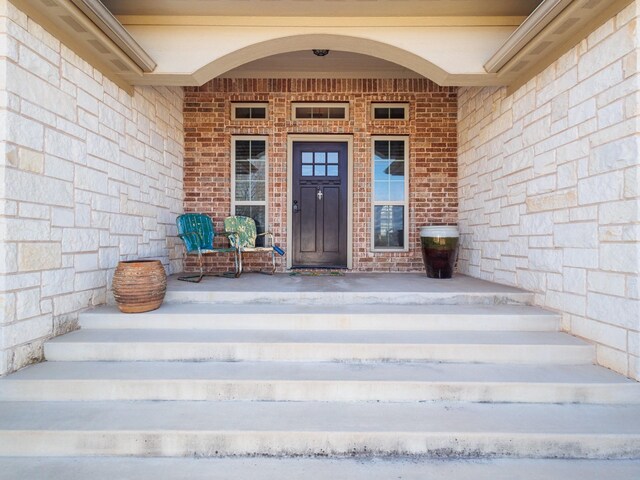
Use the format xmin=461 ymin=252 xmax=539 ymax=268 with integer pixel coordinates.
xmin=41 ymin=268 xmax=74 ymax=297
xmin=61 ymin=228 xmax=100 ymax=253
xmin=587 ymin=292 xmax=640 ymax=330
xmin=600 ymin=243 xmax=639 ymax=274
xmin=15 ymin=288 xmax=41 ymax=320
xmin=577 ymin=172 xmax=623 ymax=205
xmin=553 ymin=222 xmax=598 ymax=248
xmin=573 ymin=317 xmax=628 ymax=352
xmin=18 ymin=243 xmax=61 ymax=271
xmin=17 ymin=148 xmax=44 ymax=173
xmin=589 ymin=136 xmax=639 ymax=175
xmin=599 ymin=200 xmax=639 ymax=224
xmin=588 ymin=271 xmax=627 ymax=296
xmin=4 ymin=218 xmax=49 ymax=241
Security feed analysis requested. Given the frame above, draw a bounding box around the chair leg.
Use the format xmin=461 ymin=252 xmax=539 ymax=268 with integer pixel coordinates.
xmin=270 ymin=249 xmax=276 ymax=275
xmin=235 ymin=251 xmax=243 ymax=278
xmin=177 ymin=251 xmax=205 ymax=283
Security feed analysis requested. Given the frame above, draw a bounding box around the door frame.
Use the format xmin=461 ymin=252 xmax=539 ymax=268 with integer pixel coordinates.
xmin=287 ymin=134 xmax=353 ymax=270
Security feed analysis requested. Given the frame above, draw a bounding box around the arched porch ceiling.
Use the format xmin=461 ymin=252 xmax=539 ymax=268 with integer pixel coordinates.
xmin=124 ymin=28 xmax=512 ymax=87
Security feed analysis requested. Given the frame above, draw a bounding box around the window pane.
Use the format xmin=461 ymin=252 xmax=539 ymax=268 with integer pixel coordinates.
xmin=235 ymin=107 xmax=251 ymax=119
xmin=235 ymin=141 xmax=250 ymax=160
xmin=235 ymin=160 xmax=251 ymax=181
xmin=374 ymin=205 xmax=404 ymax=248
xmin=314 ymin=152 xmax=326 ymax=164
xmin=250 ymin=141 xmax=266 ymax=160
xmin=314 ymin=165 xmax=326 ymax=176
xmin=374 ymin=160 xmax=391 ymax=179
xmin=302 ymin=152 xmax=313 ymax=163
xmin=374 ymin=181 xmax=389 ymax=202
xmin=327 ymin=152 xmax=339 ymax=164
xmin=295 ymin=107 xmax=312 ymax=118
xmin=389 ymin=141 xmax=405 ymax=161
xmin=235 ymin=205 xmax=266 ymax=246
xmin=374 ymin=141 xmax=389 ymax=161
xmin=389 ymin=181 xmax=405 ymax=201
xmin=302 ymin=165 xmax=313 ymax=176
xmin=389 ymin=107 xmax=406 ymax=119
xmin=328 ymin=107 xmax=345 ymax=118
xmin=373 ymin=107 xmax=389 ymax=119
xmin=313 ymin=108 xmax=329 ymax=119
xmin=251 ymin=107 xmax=266 ymax=119
xmin=327 ymin=165 xmax=338 ymax=176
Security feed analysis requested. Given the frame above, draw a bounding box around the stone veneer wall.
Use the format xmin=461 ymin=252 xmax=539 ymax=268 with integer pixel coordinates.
xmin=0 ymin=1 xmax=184 ymax=375
xmin=184 ymin=78 xmax=457 ymax=273
xmin=458 ymin=3 xmax=640 ymax=379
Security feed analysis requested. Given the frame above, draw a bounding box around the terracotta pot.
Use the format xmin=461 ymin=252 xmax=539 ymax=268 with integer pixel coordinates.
xmin=112 ymin=260 xmax=167 ymax=313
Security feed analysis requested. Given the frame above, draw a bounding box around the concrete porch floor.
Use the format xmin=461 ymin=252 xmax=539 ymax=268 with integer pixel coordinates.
xmin=164 ymin=272 xmax=533 ymax=305
xmin=167 ymin=272 xmax=528 ymax=294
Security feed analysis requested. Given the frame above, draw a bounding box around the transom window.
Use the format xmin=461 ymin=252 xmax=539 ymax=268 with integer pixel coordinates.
xmin=372 ymin=103 xmax=408 ymax=120
xmin=231 ymin=137 xmax=268 ymax=241
xmin=232 ymin=103 xmax=268 ymax=120
xmin=292 ymin=102 xmax=348 ymax=120
xmin=301 ymin=151 xmax=340 ymax=177
xmin=372 ymin=137 xmax=409 ymax=251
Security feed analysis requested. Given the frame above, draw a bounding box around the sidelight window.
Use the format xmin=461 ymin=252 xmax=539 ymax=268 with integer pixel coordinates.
xmin=371 ymin=137 xmax=408 ymax=251
xmin=231 ymin=137 xmax=268 ymax=240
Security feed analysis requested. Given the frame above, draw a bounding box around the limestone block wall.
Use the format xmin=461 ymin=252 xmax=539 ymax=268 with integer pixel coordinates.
xmin=458 ymin=3 xmax=640 ymax=379
xmin=0 ymin=1 xmax=184 ymax=375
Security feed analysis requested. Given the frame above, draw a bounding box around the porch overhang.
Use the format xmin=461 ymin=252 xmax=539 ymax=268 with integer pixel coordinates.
xmin=8 ymin=0 xmax=636 ymax=92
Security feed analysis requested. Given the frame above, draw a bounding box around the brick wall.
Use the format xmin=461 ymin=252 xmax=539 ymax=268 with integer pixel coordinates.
xmin=0 ymin=2 xmax=184 ymax=375
xmin=183 ymin=78 xmax=457 ymax=273
xmin=458 ymin=3 xmax=640 ymax=379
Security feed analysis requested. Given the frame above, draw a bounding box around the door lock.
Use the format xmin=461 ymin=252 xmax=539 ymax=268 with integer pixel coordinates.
xmin=317 ymin=188 xmax=323 ymax=201
xmin=293 ymin=200 xmax=299 ymax=213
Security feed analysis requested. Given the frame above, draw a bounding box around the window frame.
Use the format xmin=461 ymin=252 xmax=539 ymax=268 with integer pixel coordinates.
xmin=291 ymin=102 xmax=349 ymax=121
xmin=371 ymin=103 xmax=409 ymax=121
xmin=231 ymin=102 xmax=269 ymax=121
xmin=370 ymin=136 xmax=409 ymax=252
xmin=231 ymin=135 xmax=269 ymax=233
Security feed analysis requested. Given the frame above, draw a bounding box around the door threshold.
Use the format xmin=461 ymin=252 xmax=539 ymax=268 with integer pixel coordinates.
xmin=290 ymin=266 xmax=348 ymax=270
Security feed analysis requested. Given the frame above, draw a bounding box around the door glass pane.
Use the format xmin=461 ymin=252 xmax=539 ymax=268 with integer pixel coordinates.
xmin=314 ymin=165 xmax=326 ymax=176
xmin=327 ymin=165 xmax=338 ymax=176
xmin=314 ymin=152 xmax=326 ymax=164
xmin=374 ymin=205 xmax=404 ymax=248
xmin=302 ymin=152 xmax=313 ymax=163
xmin=327 ymin=152 xmax=339 ymax=164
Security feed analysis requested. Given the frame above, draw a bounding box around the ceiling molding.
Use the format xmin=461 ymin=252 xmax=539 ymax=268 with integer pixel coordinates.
xmin=117 ymin=16 xmax=528 ymax=28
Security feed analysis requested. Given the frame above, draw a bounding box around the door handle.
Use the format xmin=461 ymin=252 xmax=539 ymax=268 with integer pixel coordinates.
xmin=317 ymin=188 xmax=323 ymax=201
xmin=293 ymin=200 xmax=299 ymax=213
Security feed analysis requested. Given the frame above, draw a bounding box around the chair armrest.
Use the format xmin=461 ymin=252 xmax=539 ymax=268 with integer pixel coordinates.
xmin=256 ymin=232 xmax=274 ymax=246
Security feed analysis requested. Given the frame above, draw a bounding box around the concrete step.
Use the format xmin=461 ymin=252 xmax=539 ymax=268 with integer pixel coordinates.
xmin=80 ymin=303 xmax=559 ymax=331
xmin=164 ymin=273 xmax=534 ymax=305
xmin=2 ymin=361 xmax=638 ymax=403
xmin=1 ymin=457 xmax=640 ymax=480
xmin=43 ymin=329 xmax=594 ymax=364
xmin=0 ymin=401 xmax=638 ymax=458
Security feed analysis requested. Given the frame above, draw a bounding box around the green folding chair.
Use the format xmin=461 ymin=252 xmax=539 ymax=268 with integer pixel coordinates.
xmin=224 ymin=215 xmax=276 ymax=277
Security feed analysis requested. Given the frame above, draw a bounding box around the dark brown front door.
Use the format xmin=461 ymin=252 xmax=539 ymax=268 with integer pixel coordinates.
xmin=292 ymin=142 xmax=348 ymax=268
